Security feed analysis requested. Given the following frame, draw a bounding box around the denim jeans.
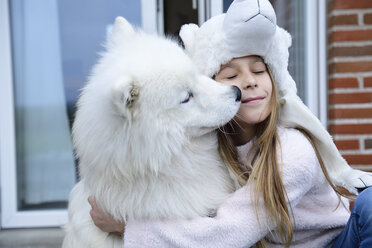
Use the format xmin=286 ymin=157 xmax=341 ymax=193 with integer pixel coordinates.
xmin=333 ymin=186 xmax=372 ymax=248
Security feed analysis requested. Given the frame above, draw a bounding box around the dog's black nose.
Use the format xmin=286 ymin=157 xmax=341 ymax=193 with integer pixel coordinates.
xmin=232 ymin=86 xmax=241 ymax=102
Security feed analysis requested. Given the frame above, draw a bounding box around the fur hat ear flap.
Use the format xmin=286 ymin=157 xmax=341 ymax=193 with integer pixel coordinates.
xmin=112 ymin=80 xmax=140 ymax=117
xmin=110 ymin=16 xmax=135 ymax=45
xmin=179 ymin=23 xmax=199 ymax=54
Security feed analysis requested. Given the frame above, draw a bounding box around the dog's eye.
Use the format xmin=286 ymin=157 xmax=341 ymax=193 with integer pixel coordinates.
xmin=181 ymin=92 xmax=193 ymax=104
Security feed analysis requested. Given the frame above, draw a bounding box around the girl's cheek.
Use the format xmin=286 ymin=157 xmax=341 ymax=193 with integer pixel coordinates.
xmin=220 ymin=80 xmax=236 ymax=87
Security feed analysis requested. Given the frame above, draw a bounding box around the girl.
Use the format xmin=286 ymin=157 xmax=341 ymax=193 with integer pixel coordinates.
xmin=90 ymin=0 xmax=372 ymax=247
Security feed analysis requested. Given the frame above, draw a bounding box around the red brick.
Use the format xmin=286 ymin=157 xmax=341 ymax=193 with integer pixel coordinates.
xmin=329 ymin=92 xmax=372 ymax=104
xmin=364 ymin=77 xmax=372 ymax=87
xmin=329 ymin=0 xmax=372 ymax=10
xmin=329 ymin=124 xmax=372 ymax=134
xmin=329 ymin=30 xmax=372 ymax=42
xmin=329 ymin=77 xmax=359 ymax=89
xmin=328 ymin=14 xmax=358 ymax=26
xmin=329 ymin=61 xmax=372 ymax=74
xmin=334 ymin=139 xmax=360 ymax=150
xmin=328 ymin=46 xmax=372 ymax=58
xmin=365 ymin=13 xmax=372 ymax=24
xmin=329 ymin=108 xmax=372 ymax=119
xmin=343 ymin=154 xmax=372 ymax=165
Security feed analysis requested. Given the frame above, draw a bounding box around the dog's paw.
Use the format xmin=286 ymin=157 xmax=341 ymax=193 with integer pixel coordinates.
xmin=339 ymin=167 xmax=372 ymax=194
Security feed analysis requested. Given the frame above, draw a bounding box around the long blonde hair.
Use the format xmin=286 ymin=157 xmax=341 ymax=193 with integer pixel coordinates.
xmin=217 ymin=68 xmax=345 ymax=247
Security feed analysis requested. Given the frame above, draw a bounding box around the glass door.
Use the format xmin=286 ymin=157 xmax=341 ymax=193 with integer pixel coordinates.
xmin=0 ymin=0 xmax=142 ymax=228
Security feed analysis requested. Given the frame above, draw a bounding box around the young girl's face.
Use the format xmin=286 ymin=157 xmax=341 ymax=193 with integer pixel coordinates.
xmin=215 ymin=55 xmax=273 ymax=127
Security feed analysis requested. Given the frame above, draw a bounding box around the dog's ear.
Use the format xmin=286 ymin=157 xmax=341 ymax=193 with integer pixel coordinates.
xmin=112 ymin=80 xmax=140 ymax=116
xmin=110 ymin=16 xmax=135 ymax=45
xmin=179 ymin=23 xmax=199 ymax=54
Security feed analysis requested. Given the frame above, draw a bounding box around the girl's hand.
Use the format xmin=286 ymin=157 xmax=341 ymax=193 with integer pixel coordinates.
xmin=88 ymin=197 xmax=125 ymax=236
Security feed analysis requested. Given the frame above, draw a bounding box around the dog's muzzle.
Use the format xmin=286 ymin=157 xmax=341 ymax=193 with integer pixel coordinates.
xmin=232 ymin=86 xmax=241 ymax=102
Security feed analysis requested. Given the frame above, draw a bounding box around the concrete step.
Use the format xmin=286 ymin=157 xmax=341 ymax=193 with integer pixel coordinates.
xmin=0 ymin=228 xmax=64 ymax=248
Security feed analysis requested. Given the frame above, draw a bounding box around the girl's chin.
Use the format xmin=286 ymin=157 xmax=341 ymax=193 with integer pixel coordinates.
xmin=235 ymin=116 xmax=263 ymax=126
xmin=237 ymin=113 xmax=263 ymax=124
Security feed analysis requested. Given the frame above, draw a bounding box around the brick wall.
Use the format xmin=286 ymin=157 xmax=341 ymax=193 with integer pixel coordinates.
xmin=328 ymin=0 xmax=372 ymax=172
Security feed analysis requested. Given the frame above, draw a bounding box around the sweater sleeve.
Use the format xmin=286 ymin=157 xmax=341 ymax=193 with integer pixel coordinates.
xmin=124 ymin=128 xmax=322 ymax=248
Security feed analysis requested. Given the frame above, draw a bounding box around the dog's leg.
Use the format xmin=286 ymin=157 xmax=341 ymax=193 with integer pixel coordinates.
xmin=62 ymin=182 xmax=123 ymax=248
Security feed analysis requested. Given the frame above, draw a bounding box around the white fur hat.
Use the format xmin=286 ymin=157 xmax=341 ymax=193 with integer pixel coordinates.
xmin=180 ymin=0 xmax=372 ymax=194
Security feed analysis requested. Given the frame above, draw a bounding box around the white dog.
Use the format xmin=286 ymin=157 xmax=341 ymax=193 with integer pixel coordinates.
xmin=62 ymin=17 xmax=240 ymax=248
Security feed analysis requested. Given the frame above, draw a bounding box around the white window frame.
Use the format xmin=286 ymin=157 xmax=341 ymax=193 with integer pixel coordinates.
xmin=305 ymin=0 xmax=328 ymax=127
xmin=210 ymin=0 xmax=223 ymax=17
xmin=0 ymin=0 xmax=68 ymax=228
xmin=141 ymin=0 xmax=158 ymax=33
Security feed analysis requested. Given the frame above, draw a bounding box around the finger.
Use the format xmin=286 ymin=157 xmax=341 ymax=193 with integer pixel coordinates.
xmin=89 ymin=209 xmax=96 ymax=221
xmin=88 ymin=197 xmax=99 ymax=210
xmin=88 ymin=197 xmax=94 ymax=206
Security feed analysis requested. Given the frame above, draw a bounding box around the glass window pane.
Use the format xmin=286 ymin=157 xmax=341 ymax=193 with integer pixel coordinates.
xmin=9 ymin=0 xmax=141 ymax=211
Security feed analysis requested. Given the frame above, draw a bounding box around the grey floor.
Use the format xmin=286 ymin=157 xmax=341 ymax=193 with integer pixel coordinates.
xmin=0 ymin=228 xmax=64 ymax=248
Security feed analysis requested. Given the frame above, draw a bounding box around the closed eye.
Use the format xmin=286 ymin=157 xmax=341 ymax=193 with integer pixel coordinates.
xmin=226 ymin=75 xmax=237 ymax=79
xmin=181 ymin=92 xmax=193 ymax=104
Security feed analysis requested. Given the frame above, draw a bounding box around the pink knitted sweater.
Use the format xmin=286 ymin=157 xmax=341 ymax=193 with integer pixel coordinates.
xmin=124 ymin=127 xmax=350 ymax=247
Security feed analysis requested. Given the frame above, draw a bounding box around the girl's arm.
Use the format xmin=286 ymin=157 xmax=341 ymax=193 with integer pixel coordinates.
xmin=124 ymin=129 xmax=320 ymax=248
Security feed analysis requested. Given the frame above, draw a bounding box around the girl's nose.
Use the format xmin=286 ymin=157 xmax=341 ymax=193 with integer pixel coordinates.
xmin=246 ymin=81 xmax=258 ymax=88
xmin=242 ymin=75 xmax=258 ymax=89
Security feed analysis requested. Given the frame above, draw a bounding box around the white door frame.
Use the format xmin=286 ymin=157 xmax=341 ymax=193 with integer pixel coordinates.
xmin=0 ymin=0 xmax=68 ymax=228
xmin=210 ymin=0 xmax=223 ymax=17
xmin=141 ymin=0 xmax=158 ymax=33
xmin=305 ymin=0 xmax=328 ymax=127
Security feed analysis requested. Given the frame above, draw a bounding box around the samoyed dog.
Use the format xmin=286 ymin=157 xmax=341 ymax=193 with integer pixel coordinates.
xmin=62 ymin=17 xmax=240 ymax=248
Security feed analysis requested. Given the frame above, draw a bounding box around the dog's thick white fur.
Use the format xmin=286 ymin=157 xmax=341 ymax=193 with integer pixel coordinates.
xmin=62 ymin=17 xmax=240 ymax=248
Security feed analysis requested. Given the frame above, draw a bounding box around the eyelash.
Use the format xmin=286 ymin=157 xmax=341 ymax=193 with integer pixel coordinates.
xmin=225 ymin=70 xmax=265 ymax=79
xmin=181 ymin=92 xmax=193 ymax=104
